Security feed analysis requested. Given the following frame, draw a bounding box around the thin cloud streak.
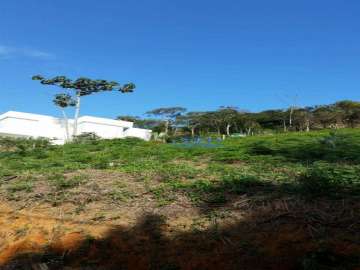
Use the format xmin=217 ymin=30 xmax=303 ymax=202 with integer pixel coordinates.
xmin=0 ymin=45 xmax=55 ymax=60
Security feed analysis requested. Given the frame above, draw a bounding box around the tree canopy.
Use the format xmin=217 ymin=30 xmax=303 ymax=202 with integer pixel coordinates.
xmin=32 ymin=75 xmax=135 ymax=95
xmin=123 ymin=100 xmax=360 ymax=137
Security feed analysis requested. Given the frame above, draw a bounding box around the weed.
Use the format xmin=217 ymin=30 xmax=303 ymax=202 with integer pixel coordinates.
xmin=48 ymin=173 xmax=85 ymax=190
xmin=108 ymin=189 xmax=134 ymax=202
xmin=150 ymin=185 xmax=176 ymax=206
xmin=7 ymin=178 xmax=34 ymax=193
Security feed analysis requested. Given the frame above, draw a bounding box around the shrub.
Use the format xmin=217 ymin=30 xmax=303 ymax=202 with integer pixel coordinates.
xmin=73 ymin=132 xmax=100 ymax=144
xmin=0 ymin=137 xmax=51 ymax=154
xmin=7 ymin=178 xmax=34 ymax=193
xmin=49 ymin=173 xmax=85 ymax=190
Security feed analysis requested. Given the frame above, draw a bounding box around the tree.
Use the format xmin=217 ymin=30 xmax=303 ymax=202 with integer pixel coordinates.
xmin=117 ymin=115 xmax=140 ymax=123
xmin=254 ymin=110 xmax=287 ymax=131
xmin=117 ymin=116 xmax=162 ymax=130
xmin=146 ymin=107 xmax=186 ymax=135
xmin=242 ymin=115 xmax=261 ymax=135
xmin=177 ymin=112 xmax=205 ymax=137
xmin=53 ymin=93 xmax=76 ymax=141
xmin=335 ymin=100 xmax=360 ymax=128
xmin=313 ymin=105 xmax=339 ymax=128
xmin=293 ymin=107 xmax=314 ymax=132
xmin=217 ymin=107 xmax=240 ymax=136
xmin=32 ymin=75 xmax=135 ymax=140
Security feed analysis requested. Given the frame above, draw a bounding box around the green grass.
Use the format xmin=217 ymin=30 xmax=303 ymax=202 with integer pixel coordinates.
xmin=0 ymin=129 xmax=359 ymax=205
xmin=6 ymin=177 xmax=35 ymax=193
xmin=48 ymin=173 xmax=87 ymax=190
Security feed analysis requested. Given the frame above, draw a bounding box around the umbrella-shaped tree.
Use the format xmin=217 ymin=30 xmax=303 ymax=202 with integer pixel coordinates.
xmin=32 ymin=75 xmax=135 ymax=140
xmin=146 ymin=107 xmax=186 ymax=136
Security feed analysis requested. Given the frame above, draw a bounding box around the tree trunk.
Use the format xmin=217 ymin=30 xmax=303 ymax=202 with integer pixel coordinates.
xmin=289 ymin=107 xmax=294 ymax=127
xmin=164 ymin=120 xmax=169 ymax=135
xmin=226 ymin=124 xmax=231 ymax=136
xmin=61 ymin=109 xmax=70 ymax=141
xmin=191 ymin=126 xmax=196 ymax=137
xmin=72 ymin=92 xmax=81 ymax=138
xmin=305 ymin=120 xmax=310 ymax=132
xmin=217 ymin=127 xmax=221 ymax=136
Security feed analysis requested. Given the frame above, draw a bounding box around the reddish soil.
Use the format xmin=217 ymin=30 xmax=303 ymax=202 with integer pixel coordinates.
xmin=0 ymin=197 xmax=359 ymax=270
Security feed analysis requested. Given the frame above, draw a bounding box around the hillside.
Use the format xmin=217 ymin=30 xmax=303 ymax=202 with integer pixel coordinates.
xmin=0 ymin=130 xmax=359 ymax=269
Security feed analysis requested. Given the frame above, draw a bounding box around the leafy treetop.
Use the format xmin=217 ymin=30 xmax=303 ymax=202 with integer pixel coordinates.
xmin=146 ymin=107 xmax=187 ymax=119
xmin=32 ymin=75 xmax=135 ymax=96
xmin=53 ymin=93 xmax=77 ymax=108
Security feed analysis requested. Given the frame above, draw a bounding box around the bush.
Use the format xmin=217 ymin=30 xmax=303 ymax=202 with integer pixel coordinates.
xmin=73 ymin=132 xmax=100 ymax=144
xmin=49 ymin=173 xmax=85 ymax=190
xmin=7 ymin=178 xmax=34 ymax=193
xmin=0 ymin=137 xmax=51 ymax=153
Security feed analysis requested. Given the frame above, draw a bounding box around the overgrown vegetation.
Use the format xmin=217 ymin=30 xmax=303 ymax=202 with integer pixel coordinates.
xmin=0 ymin=129 xmax=359 ymax=205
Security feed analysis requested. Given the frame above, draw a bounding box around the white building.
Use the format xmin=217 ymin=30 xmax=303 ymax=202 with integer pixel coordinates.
xmin=0 ymin=111 xmax=152 ymax=144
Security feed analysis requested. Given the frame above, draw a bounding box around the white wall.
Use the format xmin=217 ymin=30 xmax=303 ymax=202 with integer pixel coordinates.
xmin=0 ymin=112 xmax=67 ymax=140
xmin=124 ymin=127 xmax=152 ymax=141
xmin=78 ymin=122 xmax=125 ymax=139
xmin=0 ymin=111 xmax=152 ymax=143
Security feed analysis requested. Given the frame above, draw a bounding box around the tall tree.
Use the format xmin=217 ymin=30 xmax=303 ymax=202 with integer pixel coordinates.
xmin=254 ymin=110 xmax=287 ymax=131
xmin=217 ymin=106 xmax=240 ymax=136
xmin=32 ymin=75 xmax=135 ymax=139
xmin=313 ymin=105 xmax=339 ymax=128
xmin=146 ymin=107 xmax=186 ymax=135
xmin=335 ymin=100 xmax=360 ymax=128
xmin=177 ymin=112 xmax=205 ymax=137
xmin=293 ymin=107 xmax=314 ymax=132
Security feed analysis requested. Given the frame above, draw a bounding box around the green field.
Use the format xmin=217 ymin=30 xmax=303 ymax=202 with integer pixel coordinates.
xmin=1 ymin=129 xmax=359 ymax=203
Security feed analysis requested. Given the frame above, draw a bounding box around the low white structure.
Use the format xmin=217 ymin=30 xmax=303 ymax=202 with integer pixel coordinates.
xmin=0 ymin=111 xmax=152 ymax=144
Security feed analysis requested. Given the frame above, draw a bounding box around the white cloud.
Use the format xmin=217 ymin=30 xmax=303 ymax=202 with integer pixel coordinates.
xmin=0 ymin=45 xmax=55 ymax=60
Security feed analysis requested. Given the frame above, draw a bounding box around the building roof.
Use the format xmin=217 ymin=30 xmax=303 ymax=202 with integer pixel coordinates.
xmin=0 ymin=111 xmax=57 ymax=121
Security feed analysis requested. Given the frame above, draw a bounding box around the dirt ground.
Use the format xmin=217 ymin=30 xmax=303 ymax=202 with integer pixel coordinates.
xmin=0 ymin=170 xmax=359 ymax=270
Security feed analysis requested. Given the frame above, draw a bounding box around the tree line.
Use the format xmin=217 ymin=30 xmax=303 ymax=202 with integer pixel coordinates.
xmin=118 ymin=100 xmax=360 ymax=137
xmin=30 ymin=75 xmax=360 ymax=138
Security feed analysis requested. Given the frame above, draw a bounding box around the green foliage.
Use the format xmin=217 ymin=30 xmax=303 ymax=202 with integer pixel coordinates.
xmin=298 ymin=162 xmax=360 ymax=196
xmin=0 ymin=137 xmax=51 ymax=153
xmin=53 ymin=93 xmax=77 ymax=108
xmin=32 ymin=75 xmax=135 ymax=96
xmin=7 ymin=177 xmax=34 ymax=193
xmin=48 ymin=173 xmax=86 ymax=190
xmin=243 ymin=130 xmax=360 ymax=163
xmin=0 ymin=129 xmax=359 ymax=202
xmin=141 ymin=99 xmax=360 ymax=136
xmin=73 ymin=132 xmax=100 ymax=144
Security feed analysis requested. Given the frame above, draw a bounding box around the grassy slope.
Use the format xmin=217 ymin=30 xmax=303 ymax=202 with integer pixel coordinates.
xmin=0 ymin=129 xmax=359 ymax=269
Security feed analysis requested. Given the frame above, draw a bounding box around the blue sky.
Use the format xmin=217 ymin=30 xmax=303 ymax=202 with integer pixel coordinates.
xmin=0 ymin=0 xmax=359 ymax=119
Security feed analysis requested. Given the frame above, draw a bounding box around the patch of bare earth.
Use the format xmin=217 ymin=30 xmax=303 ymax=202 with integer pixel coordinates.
xmin=0 ymin=170 xmax=359 ymax=269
